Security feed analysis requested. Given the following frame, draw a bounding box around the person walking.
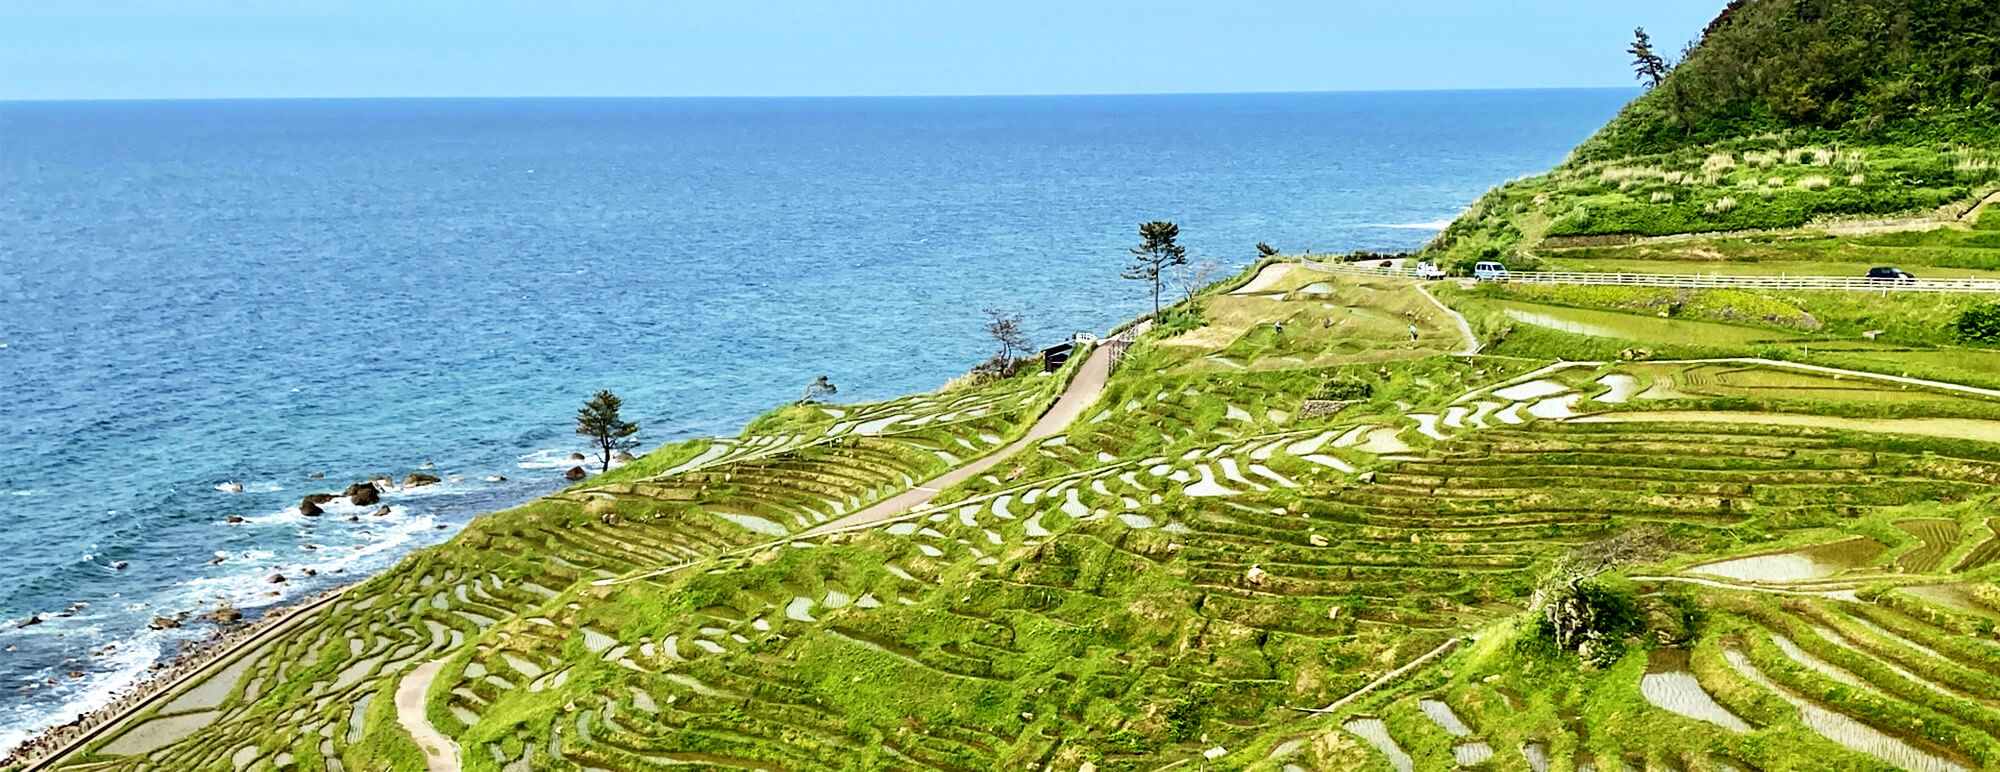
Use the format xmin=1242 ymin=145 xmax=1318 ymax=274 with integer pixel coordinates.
xmin=1408 ymin=323 xmax=1418 ymax=342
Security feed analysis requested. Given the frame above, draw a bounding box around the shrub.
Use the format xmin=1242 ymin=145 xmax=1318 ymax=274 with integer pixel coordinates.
xmin=1150 ymin=305 xmax=1207 ymax=338
xmin=1977 ymin=206 xmax=2000 ymax=232
xmin=1163 ymin=685 xmax=1215 ymax=741
xmin=1526 ymin=580 xmax=1644 ymax=667
xmin=1312 ymin=378 xmax=1374 ymax=401
xmin=1955 ymin=302 xmax=2000 ymax=343
xmin=1707 ymin=196 xmax=1737 ymax=214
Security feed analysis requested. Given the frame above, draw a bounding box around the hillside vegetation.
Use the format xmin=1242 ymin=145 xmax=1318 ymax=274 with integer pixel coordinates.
xmin=19 ymin=2 xmax=2000 ymax=771
xmin=1431 ymin=0 xmax=2000 ymax=268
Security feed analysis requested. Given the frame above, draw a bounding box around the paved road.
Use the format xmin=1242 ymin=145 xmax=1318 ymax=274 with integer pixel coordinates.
xmin=395 ymin=658 xmax=461 ymax=772
xmin=806 ymin=343 xmax=1115 ymax=535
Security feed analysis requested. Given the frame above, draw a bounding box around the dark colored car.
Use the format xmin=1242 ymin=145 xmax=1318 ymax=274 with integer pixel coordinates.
xmin=1866 ymin=266 xmax=1916 ymax=282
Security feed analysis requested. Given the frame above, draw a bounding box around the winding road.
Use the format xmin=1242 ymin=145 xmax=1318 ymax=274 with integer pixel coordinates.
xmin=807 ymin=342 xmax=1115 ymax=535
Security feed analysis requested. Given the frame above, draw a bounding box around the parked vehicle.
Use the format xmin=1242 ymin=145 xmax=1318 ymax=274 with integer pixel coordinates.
xmin=1866 ymin=266 xmax=1916 ymax=282
xmin=1472 ymin=261 xmax=1509 ymax=281
xmin=1413 ymin=261 xmax=1446 ymax=280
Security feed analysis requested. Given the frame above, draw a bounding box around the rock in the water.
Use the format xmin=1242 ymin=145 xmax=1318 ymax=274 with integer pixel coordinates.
xmin=569 ymin=452 xmax=587 ymax=461
xmin=209 ymin=556 xmax=224 ymax=565
xmin=149 ymin=616 xmax=181 ymax=630
xmin=112 ymin=561 xmax=129 ymax=570
xmin=207 ymin=606 xmax=243 ymax=623
xmin=372 ymin=506 xmax=391 ymax=517
xmin=403 ymin=473 xmax=441 ymax=488
xmin=226 ymin=515 xmax=246 ymax=524
xmin=15 ymin=616 xmax=41 ymax=629
xmin=484 ymin=475 xmax=507 ymax=483
xmin=299 ymin=499 xmax=323 ymax=517
xmin=343 ymin=482 xmax=380 ymax=506
xmin=307 ymin=472 xmax=324 ymax=479
xmin=301 ymin=493 xmax=336 ymax=507
xmin=266 ymin=573 xmax=286 ymax=584
xmin=564 ymin=466 xmax=587 ymax=481
xmin=613 ymin=450 xmax=635 ymax=462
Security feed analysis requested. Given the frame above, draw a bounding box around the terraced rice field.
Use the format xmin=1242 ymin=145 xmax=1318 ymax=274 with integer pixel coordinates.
xmin=31 ymin=278 xmax=2000 ymax=772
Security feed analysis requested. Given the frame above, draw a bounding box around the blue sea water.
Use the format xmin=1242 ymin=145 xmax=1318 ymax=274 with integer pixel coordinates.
xmin=0 ymin=90 xmax=1631 ymax=748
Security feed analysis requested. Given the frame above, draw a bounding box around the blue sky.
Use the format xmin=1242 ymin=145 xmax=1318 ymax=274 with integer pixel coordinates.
xmin=0 ymin=1 xmax=1725 ymax=100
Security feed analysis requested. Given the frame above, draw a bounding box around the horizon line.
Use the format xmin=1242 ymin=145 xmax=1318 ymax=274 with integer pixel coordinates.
xmin=0 ymin=85 xmax=1640 ymax=104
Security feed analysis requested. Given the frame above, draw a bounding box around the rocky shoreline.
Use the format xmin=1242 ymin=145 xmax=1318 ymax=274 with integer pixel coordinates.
xmin=0 ymin=586 xmax=349 ymax=769
xmin=1 ymin=459 xmax=602 ymax=768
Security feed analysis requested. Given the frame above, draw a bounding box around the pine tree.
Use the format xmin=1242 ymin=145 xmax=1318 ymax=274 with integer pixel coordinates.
xmin=1124 ymin=221 xmax=1189 ymax=317
xmin=1628 ymin=27 xmax=1669 ymax=90
xmin=574 ymin=389 xmax=639 ymax=473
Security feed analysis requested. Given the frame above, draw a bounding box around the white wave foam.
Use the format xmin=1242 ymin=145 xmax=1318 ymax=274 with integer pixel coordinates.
xmin=0 ymin=622 xmax=171 ymax=757
xmin=516 ymin=448 xmax=588 ymax=470
xmin=7 ymin=490 xmax=32 ymax=496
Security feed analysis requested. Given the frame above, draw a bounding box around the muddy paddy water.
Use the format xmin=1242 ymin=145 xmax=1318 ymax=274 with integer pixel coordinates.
xmin=1686 ymin=538 xmax=1885 ymax=583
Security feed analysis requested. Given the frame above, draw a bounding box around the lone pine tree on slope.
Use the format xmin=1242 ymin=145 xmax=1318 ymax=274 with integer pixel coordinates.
xmin=1125 ymin=220 xmax=1189 ymax=317
xmin=575 ymin=389 xmax=640 ymax=473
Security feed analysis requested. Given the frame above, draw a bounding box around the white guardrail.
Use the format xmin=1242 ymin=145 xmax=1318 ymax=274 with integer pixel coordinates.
xmin=1299 ymin=258 xmax=2000 ymax=293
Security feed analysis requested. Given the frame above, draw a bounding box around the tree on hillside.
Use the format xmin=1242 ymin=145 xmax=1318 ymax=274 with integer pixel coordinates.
xmin=1124 ymin=221 xmax=1189 ymax=317
xmin=575 ymin=389 xmax=640 ymax=473
xmin=797 ymin=375 xmax=837 ymax=405
xmin=983 ymin=307 xmax=1032 ymax=364
xmin=1628 ymin=27 xmax=1670 ymax=90
xmin=1255 ymin=242 xmax=1279 ymax=259
xmin=1177 ymin=258 xmax=1221 ymax=303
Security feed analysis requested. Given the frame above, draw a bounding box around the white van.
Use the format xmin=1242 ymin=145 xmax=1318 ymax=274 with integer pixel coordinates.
xmin=1472 ymin=261 xmax=1509 ymax=281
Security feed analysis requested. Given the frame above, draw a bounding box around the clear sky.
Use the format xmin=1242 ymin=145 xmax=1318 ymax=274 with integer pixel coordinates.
xmin=0 ymin=1 xmax=1726 ymax=100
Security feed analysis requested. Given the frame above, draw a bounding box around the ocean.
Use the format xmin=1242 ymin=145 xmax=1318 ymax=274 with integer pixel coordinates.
xmin=0 ymin=89 xmax=1631 ymax=749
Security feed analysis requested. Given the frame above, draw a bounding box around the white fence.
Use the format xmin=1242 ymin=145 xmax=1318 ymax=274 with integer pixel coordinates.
xmin=1299 ymin=259 xmax=2000 ymax=294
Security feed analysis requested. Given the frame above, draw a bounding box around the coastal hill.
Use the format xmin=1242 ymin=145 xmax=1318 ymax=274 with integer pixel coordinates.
xmin=14 ymin=1 xmax=2000 ymax=770
xmin=1431 ymin=0 xmax=2000 ymax=272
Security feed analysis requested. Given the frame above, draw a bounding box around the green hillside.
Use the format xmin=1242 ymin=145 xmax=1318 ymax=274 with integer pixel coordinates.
xmin=1430 ymin=0 xmax=2000 ymax=270
xmin=16 ymin=3 xmax=2000 ymax=771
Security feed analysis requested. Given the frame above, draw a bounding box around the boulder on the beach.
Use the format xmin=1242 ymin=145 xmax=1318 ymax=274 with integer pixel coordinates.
xmin=204 ymin=606 xmax=242 ymax=623
xmin=343 ymin=482 xmax=380 ymax=506
xmin=564 ymin=466 xmax=587 ymax=481
xmin=403 ymin=472 xmax=441 ymax=488
xmin=149 ymin=616 xmax=181 ymax=630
